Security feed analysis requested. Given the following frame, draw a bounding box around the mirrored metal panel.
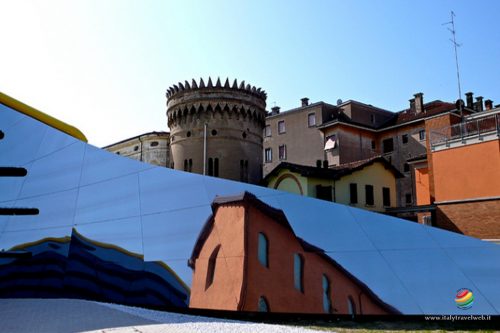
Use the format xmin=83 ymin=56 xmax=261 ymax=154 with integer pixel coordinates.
xmin=142 ymin=205 xmax=212 ymax=263
xmin=75 ymin=174 xmax=141 ymax=225
xmin=4 ymin=189 xmax=78 ymax=232
xmin=380 ymin=248 xmax=497 ymax=314
xmin=0 ymin=103 xmax=27 ymax=130
xmin=329 ymin=250 xmax=421 ymax=314
xmin=1 ymin=102 xmax=499 ymax=315
xmin=443 ymin=246 xmax=500 ymax=314
xmin=276 ymin=194 xmax=376 ymax=252
xmin=348 ymin=206 xmax=440 ymax=250
xmin=0 ymin=117 xmax=47 ymax=166
xmin=74 ymin=217 xmax=144 ymax=255
xmin=139 ymin=168 xmax=211 ymax=215
xmin=80 ymin=145 xmax=153 ymax=186
xmin=19 ymin=142 xmax=85 ymax=198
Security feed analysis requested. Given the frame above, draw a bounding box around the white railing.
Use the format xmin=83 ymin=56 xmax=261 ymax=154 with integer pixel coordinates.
xmin=430 ymin=113 xmax=500 ymax=147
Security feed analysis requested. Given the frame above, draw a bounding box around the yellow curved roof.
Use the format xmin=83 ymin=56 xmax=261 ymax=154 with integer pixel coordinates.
xmin=0 ymin=91 xmax=87 ymax=142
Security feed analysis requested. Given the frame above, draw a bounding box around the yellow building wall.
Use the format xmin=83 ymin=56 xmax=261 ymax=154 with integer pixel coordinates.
xmin=267 ymin=169 xmax=307 ymax=195
xmin=335 ymin=162 xmax=397 ymax=212
xmin=267 ymin=162 xmax=397 ymax=213
xmin=305 ymin=177 xmax=335 ymax=198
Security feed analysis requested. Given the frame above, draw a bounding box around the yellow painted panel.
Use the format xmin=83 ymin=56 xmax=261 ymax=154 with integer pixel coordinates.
xmin=0 ymin=91 xmax=88 ymax=142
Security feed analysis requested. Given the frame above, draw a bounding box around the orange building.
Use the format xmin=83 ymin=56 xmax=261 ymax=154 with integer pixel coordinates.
xmin=414 ymin=106 xmax=500 ymax=240
xmin=188 ymin=192 xmax=398 ymax=315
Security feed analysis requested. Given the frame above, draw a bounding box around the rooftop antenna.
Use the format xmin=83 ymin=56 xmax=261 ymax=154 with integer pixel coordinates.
xmin=443 ymin=11 xmax=462 ymax=100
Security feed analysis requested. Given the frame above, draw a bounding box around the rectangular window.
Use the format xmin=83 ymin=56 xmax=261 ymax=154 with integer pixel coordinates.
xmin=371 ymin=140 xmax=376 ymax=150
xmin=422 ymin=215 xmax=432 ymax=226
xmin=265 ymin=148 xmax=272 ymax=163
xmin=419 ymin=130 xmax=426 ymax=141
xmin=403 ymin=163 xmax=410 ymax=173
xmin=316 ymin=185 xmax=332 ymax=201
xmin=264 ymin=125 xmax=271 ymax=137
xmin=278 ymin=144 xmax=287 ymax=160
xmin=370 ymin=114 xmax=375 ymax=124
xmin=365 ymin=185 xmax=374 ymax=206
xmin=308 ymin=113 xmax=316 ymax=127
xmin=349 ymin=183 xmax=358 ymax=204
xmin=278 ymin=120 xmax=286 ymax=134
xmin=382 ymin=138 xmax=394 ymax=153
xmin=382 ymin=187 xmax=391 ymax=207
xmin=405 ymin=193 xmax=412 ymax=205
xmin=402 ymin=134 xmax=409 ymax=144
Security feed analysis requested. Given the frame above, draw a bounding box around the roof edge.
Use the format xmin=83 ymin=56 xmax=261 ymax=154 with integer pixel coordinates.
xmin=0 ymin=91 xmax=88 ymax=142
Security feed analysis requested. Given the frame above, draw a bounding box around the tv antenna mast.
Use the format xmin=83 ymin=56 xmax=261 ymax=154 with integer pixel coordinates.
xmin=443 ymin=11 xmax=462 ymax=100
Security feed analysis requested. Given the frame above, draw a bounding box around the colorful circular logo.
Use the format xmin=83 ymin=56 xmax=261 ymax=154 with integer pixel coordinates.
xmin=455 ymin=288 xmax=474 ymax=309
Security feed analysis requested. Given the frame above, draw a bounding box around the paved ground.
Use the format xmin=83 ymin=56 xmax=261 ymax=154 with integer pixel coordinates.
xmin=0 ymin=299 xmax=323 ymax=333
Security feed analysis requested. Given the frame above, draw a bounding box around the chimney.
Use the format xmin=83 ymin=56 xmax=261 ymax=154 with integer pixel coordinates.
xmin=475 ymin=96 xmax=484 ymax=112
xmin=271 ymin=106 xmax=280 ymax=115
xmin=485 ymin=99 xmax=493 ymax=110
xmin=301 ymin=97 xmax=309 ymax=107
xmin=414 ymin=92 xmax=424 ymax=114
xmin=465 ymin=92 xmax=474 ymax=109
xmin=409 ymin=98 xmax=415 ymax=113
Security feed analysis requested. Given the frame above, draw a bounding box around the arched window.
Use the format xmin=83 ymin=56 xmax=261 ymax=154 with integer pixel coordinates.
xmin=258 ymin=233 xmax=268 ymax=268
xmin=205 ymin=245 xmax=220 ymax=290
xmin=258 ymin=296 xmax=269 ymax=312
xmin=188 ymin=159 xmax=193 ymax=172
xmin=208 ymin=158 xmax=213 ymax=176
xmin=294 ymin=253 xmax=304 ymax=292
xmin=347 ymin=296 xmax=356 ymax=318
xmin=322 ymin=274 xmax=332 ymax=313
xmin=184 ymin=159 xmax=188 ymax=171
xmin=214 ymin=158 xmax=219 ymax=177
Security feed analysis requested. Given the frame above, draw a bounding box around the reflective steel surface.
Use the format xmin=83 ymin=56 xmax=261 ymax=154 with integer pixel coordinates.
xmin=1 ymin=102 xmax=499 ymax=314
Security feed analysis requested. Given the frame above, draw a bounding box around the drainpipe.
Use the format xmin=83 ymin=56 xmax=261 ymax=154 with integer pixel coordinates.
xmin=138 ymin=136 xmax=143 ymax=162
xmin=203 ymin=123 xmax=208 ymax=175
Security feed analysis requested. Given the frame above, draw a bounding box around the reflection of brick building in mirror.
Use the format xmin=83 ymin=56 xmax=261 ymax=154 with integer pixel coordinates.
xmin=188 ymin=192 xmax=398 ymax=315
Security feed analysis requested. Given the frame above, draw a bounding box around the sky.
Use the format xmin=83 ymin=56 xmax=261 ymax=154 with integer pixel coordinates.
xmin=1 ymin=0 xmax=499 ymax=147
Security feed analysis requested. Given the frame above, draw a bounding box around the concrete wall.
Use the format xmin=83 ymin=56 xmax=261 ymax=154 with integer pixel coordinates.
xmin=104 ymin=133 xmax=170 ymax=167
xmin=377 ymin=122 xmax=427 ymax=207
xmin=263 ymin=103 xmax=336 ymax=176
xmin=322 ymin=125 xmax=377 ymax=166
xmin=339 ymin=101 xmax=393 ymax=128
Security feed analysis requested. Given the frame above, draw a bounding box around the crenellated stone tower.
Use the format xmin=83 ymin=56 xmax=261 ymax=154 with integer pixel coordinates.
xmin=166 ymin=77 xmax=267 ymax=184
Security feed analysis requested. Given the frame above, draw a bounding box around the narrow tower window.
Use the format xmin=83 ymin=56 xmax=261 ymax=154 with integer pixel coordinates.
xmin=214 ymin=158 xmax=219 ymax=177
xmin=208 ymin=158 xmax=213 ymax=176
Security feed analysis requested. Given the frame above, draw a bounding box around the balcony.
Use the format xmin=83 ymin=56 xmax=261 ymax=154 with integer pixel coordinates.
xmin=430 ymin=112 xmax=500 ymax=151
